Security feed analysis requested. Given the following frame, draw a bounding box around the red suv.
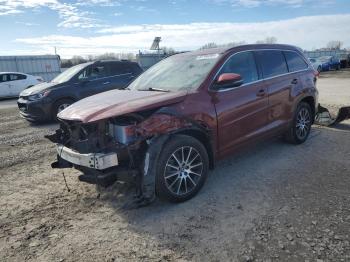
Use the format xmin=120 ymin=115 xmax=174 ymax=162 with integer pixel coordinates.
xmin=49 ymin=44 xmax=318 ymax=206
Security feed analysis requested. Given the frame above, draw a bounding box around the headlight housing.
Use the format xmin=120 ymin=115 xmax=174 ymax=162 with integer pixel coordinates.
xmin=28 ymin=90 xmax=50 ymax=101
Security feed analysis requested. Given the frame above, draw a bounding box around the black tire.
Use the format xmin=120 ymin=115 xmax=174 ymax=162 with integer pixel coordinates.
xmin=155 ymin=135 xmax=209 ymax=202
xmin=52 ymin=98 xmax=74 ymax=120
xmin=317 ymin=66 xmax=322 ymax=72
xmin=284 ymin=102 xmax=313 ymax=144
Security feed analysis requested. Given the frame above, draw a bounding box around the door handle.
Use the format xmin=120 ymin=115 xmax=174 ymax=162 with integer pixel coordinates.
xmin=103 ymin=81 xmax=110 ymax=85
xmin=256 ymin=89 xmax=266 ymax=97
xmin=291 ymin=79 xmax=298 ymax=85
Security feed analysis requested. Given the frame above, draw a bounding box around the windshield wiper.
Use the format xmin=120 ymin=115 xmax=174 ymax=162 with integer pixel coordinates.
xmin=138 ymin=87 xmax=170 ymax=92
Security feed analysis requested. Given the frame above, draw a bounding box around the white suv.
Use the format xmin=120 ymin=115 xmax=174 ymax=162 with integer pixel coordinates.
xmin=0 ymin=72 xmax=43 ymax=98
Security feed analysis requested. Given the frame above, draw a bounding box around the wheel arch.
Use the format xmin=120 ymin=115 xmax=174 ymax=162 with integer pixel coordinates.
xmin=300 ymin=96 xmax=316 ymax=122
xmin=173 ymin=128 xmax=215 ymax=170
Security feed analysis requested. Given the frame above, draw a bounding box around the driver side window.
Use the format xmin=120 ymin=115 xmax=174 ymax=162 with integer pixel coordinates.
xmin=220 ymin=51 xmax=259 ymax=85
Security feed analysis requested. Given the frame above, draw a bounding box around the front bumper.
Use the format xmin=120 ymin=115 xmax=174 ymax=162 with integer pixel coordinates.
xmin=56 ymin=144 xmax=119 ymax=170
xmin=17 ymin=97 xmax=52 ymax=122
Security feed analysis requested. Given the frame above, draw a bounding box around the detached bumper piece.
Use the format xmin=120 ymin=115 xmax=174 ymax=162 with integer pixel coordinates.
xmin=315 ymin=104 xmax=350 ymax=126
xmin=55 ymin=144 xmax=119 ymax=170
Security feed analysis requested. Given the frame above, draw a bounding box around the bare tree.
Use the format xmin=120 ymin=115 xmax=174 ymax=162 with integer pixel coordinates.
xmin=162 ymin=46 xmax=176 ymax=55
xmin=326 ymin=41 xmax=343 ymax=50
xmin=256 ymin=36 xmax=278 ymax=44
xmin=200 ymin=42 xmax=218 ymax=50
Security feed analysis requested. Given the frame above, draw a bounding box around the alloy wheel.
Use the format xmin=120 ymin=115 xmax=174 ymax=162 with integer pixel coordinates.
xmin=164 ymin=146 xmax=203 ymax=196
xmin=296 ymin=107 xmax=311 ymax=140
xmin=57 ymin=103 xmax=71 ymax=113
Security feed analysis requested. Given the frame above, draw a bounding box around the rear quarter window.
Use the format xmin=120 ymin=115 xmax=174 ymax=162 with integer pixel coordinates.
xmin=284 ymin=51 xmax=308 ymax=72
xmin=256 ymin=50 xmax=288 ymax=79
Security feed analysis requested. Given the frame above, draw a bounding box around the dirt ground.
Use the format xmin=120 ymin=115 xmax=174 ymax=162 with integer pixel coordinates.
xmin=0 ymin=70 xmax=349 ymax=262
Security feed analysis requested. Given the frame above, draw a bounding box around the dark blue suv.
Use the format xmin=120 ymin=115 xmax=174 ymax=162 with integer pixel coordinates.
xmin=17 ymin=60 xmax=143 ymax=122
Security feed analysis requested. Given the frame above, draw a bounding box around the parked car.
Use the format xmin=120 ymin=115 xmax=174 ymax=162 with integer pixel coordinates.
xmin=17 ymin=60 xmax=143 ymax=122
xmin=317 ymin=56 xmax=341 ymax=71
xmin=0 ymin=72 xmax=43 ymax=99
xmin=309 ymin=58 xmax=323 ymax=72
xmin=48 ymin=44 xmax=318 ymax=205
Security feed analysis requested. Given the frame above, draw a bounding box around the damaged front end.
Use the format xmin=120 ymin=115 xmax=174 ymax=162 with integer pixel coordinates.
xmin=46 ymin=108 xmax=199 ymax=207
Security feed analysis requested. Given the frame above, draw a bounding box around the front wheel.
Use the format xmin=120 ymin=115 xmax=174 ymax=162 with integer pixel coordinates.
xmin=52 ymin=98 xmax=74 ymax=120
xmin=284 ymin=102 xmax=312 ymax=144
xmin=155 ymin=135 xmax=209 ymax=202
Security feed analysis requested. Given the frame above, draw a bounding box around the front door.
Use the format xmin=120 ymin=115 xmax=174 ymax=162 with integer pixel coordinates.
xmin=212 ymin=51 xmax=269 ymax=156
xmin=8 ymin=74 xmax=26 ymax=96
xmin=76 ymin=63 xmax=110 ymax=98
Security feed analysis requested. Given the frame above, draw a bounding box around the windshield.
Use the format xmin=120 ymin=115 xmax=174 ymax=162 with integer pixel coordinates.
xmin=51 ymin=63 xmax=88 ymax=84
xmin=128 ymin=53 xmax=221 ymax=92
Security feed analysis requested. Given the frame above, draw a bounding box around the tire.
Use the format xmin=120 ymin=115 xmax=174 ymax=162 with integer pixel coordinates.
xmin=52 ymin=98 xmax=74 ymax=120
xmin=317 ymin=66 xmax=322 ymax=72
xmin=155 ymin=135 xmax=209 ymax=202
xmin=284 ymin=102 xmax=313 ymax=144
xmin=336 ymin=65 xmax=340 ymax=71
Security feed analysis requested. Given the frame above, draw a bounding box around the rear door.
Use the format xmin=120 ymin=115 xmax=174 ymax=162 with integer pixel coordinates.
xmin=107 ymin=62 xmax=136 ymax=89
xmin=0 ymin=74 xmax=10 ymax=97
xmin=255 ymin=50 xmax=294 ymax=130
xmin=214 ymin=51 xmax=269 ymax=155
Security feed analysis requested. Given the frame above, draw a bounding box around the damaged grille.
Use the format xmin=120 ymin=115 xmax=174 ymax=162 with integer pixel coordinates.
xmin=59 ymin=120 xmax=111 ymax=154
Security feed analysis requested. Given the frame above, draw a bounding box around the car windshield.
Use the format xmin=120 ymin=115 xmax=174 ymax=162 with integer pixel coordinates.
xmin=51 ymin=63 xmax=88 ymax=84
xmin=128 ymin=53 xmax=221 ymax=92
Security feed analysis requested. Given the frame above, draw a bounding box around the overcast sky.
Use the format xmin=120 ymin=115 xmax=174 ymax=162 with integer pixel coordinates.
xmin=0 ymin=0 xmax=349 ymax=58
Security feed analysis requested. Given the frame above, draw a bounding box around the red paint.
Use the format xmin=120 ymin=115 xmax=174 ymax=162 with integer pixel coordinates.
xmin=58 ymin=44 xmax=318 ymax=161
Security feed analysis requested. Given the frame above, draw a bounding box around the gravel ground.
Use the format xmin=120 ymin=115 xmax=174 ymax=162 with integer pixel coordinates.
xmin=0 ymin=70 xmax=349 ymax=261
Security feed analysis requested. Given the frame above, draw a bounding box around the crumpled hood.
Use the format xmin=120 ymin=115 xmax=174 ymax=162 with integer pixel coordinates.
xmin=19 ymin=81 xmax=60 ymax=96
xmin=58 ymin=89 xmax=188 ymax=123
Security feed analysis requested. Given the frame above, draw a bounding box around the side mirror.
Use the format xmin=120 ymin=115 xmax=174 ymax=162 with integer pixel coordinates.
xmin=214 ymin=73 xmax=243 ymax=90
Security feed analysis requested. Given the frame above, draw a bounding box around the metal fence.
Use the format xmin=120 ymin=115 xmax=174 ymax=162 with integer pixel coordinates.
xmin=304 ymin=50 xmax=350 ymax=60
xmin=0 ymin=55 xmax=61 ymax=81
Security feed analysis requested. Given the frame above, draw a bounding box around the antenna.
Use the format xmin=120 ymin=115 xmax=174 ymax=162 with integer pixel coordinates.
xmin=150 ymin=37 xmax=161 ymax=51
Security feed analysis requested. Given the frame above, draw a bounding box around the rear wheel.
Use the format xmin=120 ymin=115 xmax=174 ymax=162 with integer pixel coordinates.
xmin=284 ymin=102 xmax=312 ymax=144
xmin=155 ymin=135 xmax=209 ymax=202
xmin=52 ymin=98 xmax=74 ymax=120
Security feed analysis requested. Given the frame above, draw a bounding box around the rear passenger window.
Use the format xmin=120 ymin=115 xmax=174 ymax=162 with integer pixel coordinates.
xmin=109 ymin=63 xmax=132 ymax=75
xmin=284 ymin=51 xmax=308 ymax=72
xmin=220 ymin=51 xmax=258 ymax=85
xmin=256 ymin=50 xmax=288 ymax=78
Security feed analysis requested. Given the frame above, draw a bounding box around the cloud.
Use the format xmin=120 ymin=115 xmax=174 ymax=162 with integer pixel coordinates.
xmin=211 ymin=0 xmax=334 ymax=8
xmin=0 ymin=0 xmax=103 ymax=28
xmin=14 ymin=14 xmax=350 ymax=58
